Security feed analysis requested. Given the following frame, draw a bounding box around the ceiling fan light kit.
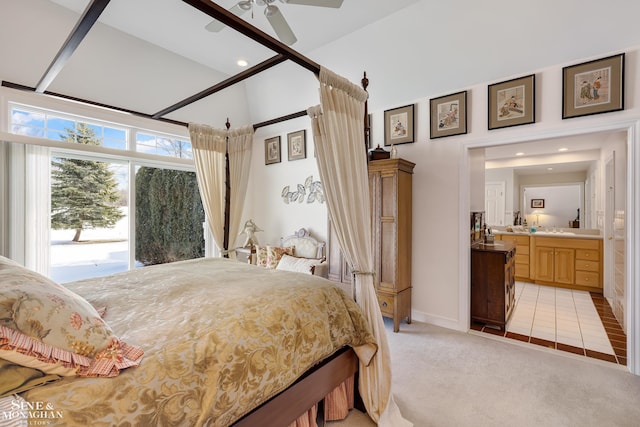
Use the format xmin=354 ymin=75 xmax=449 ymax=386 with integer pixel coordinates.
xmin=205 ymin=0 xmax=344 ymax=45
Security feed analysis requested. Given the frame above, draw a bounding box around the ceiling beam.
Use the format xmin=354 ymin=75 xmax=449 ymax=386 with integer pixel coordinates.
xmin=36 ymin=0 xmax=111 ymax=93
xmin=153 ymin=54 xmax=288 ymax=119
xmin=181 ymin=0 xmax=321 ymax=75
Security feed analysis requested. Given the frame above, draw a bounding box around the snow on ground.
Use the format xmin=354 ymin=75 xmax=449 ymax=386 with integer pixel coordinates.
xmin=50 ymin=208 xmax=140 ymax=283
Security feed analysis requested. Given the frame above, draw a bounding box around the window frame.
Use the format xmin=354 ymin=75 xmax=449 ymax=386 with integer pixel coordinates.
xmin=1 ymin=88 xmax=207 ymax=276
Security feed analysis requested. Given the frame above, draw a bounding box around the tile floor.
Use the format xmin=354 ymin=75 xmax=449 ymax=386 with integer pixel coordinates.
xmin=472 ymin=281 xmax=627 ymax=365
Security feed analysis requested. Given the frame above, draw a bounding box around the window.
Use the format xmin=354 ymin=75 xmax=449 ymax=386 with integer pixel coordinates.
xmin=136 ymin=132 xmax=193 ymax=159
xmin=7 ymin=104 xmax=204 ymax=282
xmin=11 ymin=106 xmax=127 ymax=149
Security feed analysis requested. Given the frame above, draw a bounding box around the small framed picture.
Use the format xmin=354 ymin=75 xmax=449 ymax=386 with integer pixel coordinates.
xmin=562 ymin=53 xmax=625 ymax=119
xmin=287 ymin=130 xmax=306 ymax=161
xmin=488 ymin=74 xmax=535 ymax=130
xmin=531 ymin=199 xmax=545 ymax=209
xmin=264 ymin=136 xmax=281 ymax=165
xmin=384 ymin=104 xmax=414 ymax=146
xmin=430 ymin=91 xmax=467 ymax=139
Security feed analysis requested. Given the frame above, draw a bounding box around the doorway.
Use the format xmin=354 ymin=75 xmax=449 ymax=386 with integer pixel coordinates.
xmin=461 ymin=122 xmax=638 ymax=375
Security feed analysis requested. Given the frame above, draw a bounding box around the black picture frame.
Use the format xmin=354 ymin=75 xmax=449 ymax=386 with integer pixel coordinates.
xmin=430 ymin=90 xmax=467 ymax=139
xmin=384 ymin=104 xmax=414 ymax=146
xmin=562 ymin=53 xmax=625 ymax=119
xmin=287 ymin=130 xmax=306 ymax=161
xmin=531 ymin=199 xmax=545 ymax=209
xmin=488 ymin=74 xmax=535 ymax=130
xmin=264 ymin=136 xmax=281 ymax=165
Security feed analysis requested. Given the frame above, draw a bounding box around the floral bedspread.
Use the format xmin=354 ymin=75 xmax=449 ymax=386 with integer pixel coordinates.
xmin=20 ymin=258 xmax=376 ymax=426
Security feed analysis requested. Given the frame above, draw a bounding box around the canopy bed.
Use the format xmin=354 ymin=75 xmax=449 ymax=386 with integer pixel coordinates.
xmin=1 ymin=1 xmax=409 ymax=426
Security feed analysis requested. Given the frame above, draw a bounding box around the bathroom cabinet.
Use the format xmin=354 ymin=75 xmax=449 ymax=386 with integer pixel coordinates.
xmin=531 ymin=236 xmax=602 ymax=291
xmin=471 ymin=240 xmax=516 ymax=330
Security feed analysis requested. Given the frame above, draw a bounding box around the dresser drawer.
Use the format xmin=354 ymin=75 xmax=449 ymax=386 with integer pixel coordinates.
xmin=576 ymin=249 xmax=599 ymax=261
xmin=377 ymin=293 xmax=395 ymax=317
xmin=576 ymin=259 xmax=599 ymax=272
xmin=575 ymin=270 xmax=600 ymax=287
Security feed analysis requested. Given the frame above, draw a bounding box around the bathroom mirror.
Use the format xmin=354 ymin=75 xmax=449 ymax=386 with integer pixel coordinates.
xmin=522 ymin=184 xmax=583 ymax=229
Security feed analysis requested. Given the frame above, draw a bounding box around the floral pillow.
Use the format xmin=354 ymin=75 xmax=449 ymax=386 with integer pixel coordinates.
xmin=255 ymin=246 xmax=268 ymax=267
xmin=265 ymin=245 xmax=294 ymax=269
xmin=0 ymin=256 xmax=144 ymax=378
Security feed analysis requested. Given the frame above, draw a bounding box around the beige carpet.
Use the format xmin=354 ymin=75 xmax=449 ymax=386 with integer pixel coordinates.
xmin=333 ymin=319 xmax=640 ymax=427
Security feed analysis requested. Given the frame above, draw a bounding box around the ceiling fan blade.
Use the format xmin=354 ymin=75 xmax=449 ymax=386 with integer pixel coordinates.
xmin=205 ymin=3 xmax=248 ymax=32
xmin=265 ymin=7 xmax=297 ymax=45
xmin=279 ymin=0 xmax=344 ymax=8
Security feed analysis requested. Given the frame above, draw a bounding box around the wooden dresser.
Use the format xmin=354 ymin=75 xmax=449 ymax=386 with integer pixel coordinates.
xmin=471 ymin=240 xmax=516 ymax=330
xmin=328 ymin=158 xmax=415 ymax=332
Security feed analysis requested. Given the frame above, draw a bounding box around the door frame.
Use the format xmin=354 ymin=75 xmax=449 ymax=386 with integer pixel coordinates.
xmin=459 ymin=118 xmax=640 ymax=375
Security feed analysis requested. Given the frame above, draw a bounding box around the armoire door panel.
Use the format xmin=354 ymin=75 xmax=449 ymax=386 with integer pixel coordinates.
xmin=380 ymin=172 xmax=397 ymax=218
xmin=379 ymin=221 xmax=397 ymax=289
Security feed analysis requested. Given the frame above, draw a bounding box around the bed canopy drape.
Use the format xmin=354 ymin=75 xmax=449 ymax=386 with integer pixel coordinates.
xmin=308 ymin=67 xmax=411 ymax=427
xmin=189 ymin=123 xmax=253 ymax=256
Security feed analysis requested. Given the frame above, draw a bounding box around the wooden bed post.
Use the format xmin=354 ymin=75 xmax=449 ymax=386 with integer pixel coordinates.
xmin=223 ymin=118 xmax=231 ymax=258
xmin=362 ymin=72 xmax=370 ymax=159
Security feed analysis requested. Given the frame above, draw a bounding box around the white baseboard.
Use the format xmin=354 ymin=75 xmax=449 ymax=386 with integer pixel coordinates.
xmin=410 ymin=309 xmax=465 ymax=332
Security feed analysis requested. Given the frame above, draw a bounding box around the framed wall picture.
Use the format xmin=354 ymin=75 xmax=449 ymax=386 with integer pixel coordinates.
xmin=562 ymin=53 xmax=625 ymax=119
xmin=287 ymin=130 xmax=306 ymax=161
xmin=264 ymin=136 xmax=281 ymax=165
xmin=531 ymin=199 xmax=545 ymax=209
xmin=430 ymin=90 xmax=467 ymax=139
xmin=488 ymin=74 xmax=535 ymax=130
xmin=384 ymin=104 xmax=414 ymax=146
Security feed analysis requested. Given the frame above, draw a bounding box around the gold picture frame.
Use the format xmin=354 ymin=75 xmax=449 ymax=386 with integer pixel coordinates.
xmin=429 ymin=91 xmax=467 ymax=139
xmin=488 ymin=74 xmax=535 ymax=130
xmin=264 ymin=136 xmax=281 ymax=165
xmin=287 ymin=130 xmax=306 ymax=161
xmin=562 ymin=53 xmax=625 ymax=119
xmin=384 ymin=104 xmax=414 ymax=146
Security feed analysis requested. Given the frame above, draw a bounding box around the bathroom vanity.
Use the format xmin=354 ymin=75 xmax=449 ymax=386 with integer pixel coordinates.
xmin=495 ymin=231 xmax=603 ymax=292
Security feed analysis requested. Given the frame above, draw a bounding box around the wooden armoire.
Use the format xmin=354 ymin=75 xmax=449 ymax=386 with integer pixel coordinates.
xmin=328 ymin=158 xmax=415 ymax=332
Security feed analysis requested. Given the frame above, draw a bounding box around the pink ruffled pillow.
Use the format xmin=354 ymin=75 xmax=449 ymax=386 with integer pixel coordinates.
xmin=0 ymin=256 xmax=143 ymax=377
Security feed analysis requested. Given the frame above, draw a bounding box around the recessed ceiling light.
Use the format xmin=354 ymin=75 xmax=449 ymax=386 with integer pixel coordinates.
xmin=237 ymin=59 xmax=248 ymax=67
xmin=516 ymin=152 xmax=524 ymax=156
xmin=547 ymin=167 xmax=553 ymax=171
xmin=558 ymin=147 xmax=568 ymax=152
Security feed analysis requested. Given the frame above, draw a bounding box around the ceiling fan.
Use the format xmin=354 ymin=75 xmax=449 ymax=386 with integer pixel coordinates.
xmin=205 ymin=0 xmax=344 ymax=46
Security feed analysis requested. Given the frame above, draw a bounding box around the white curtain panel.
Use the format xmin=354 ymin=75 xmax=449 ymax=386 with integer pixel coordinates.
xmin=189 ymin=123 xmax=226 ymax=253
xmin=308 ymin=67 xmax=411 ymax=427
xmin=226 ymin=126 xmax=254 ymax=250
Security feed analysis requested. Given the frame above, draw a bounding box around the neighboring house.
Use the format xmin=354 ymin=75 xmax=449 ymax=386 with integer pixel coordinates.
xmin=1 ymin=0 xmax=639 ymax=374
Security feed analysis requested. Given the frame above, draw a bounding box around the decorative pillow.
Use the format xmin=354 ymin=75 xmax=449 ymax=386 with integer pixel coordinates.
xmin=265 ymin=245 xmax=294 ymax=269
xmin=275 ymin=254 xmax=325 ymax=275
xmin=255 ymin=246 xmax=268 ymax=267
xmin=0 ymin=256 xmax=144 ymax=378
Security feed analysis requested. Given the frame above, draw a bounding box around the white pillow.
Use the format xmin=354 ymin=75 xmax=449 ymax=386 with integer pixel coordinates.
xmin=276 ymin=254 xmax=323 ymax=275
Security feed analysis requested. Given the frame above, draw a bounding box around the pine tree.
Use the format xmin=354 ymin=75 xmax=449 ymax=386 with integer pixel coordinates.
xmin=51 ymin=123 xmax=124 ymax=242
